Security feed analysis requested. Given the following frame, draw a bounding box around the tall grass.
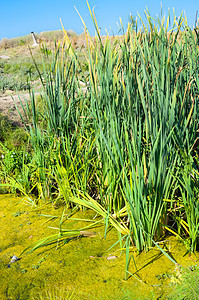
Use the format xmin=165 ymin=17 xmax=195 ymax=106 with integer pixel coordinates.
xmin=80 ymin=6 xmax=198 ymax=254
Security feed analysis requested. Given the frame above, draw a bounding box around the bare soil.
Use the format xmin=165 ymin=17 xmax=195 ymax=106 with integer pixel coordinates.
xmin=0 ymin=92 xmax=29 ymax=124
xmin=0 ymin=91 xmax=36 ymax=126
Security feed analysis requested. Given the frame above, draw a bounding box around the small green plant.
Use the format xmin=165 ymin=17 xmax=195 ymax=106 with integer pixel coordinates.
xmin=0 ymin=148 xmax=29 ymax=175
xmin=0 ymin=114 xmax=12 ymax=142
xmin=1 ymin=150 xmax=22 ymax=173
xmin=40 ymin=44 xmax=52 ymax=57
xmin=32 ymin=257 xmax=46 ymax=270
xmin=19 ymin=39 xmax=25 ymax=46
xmin=0 ymin=144 xmax=32 ymax=195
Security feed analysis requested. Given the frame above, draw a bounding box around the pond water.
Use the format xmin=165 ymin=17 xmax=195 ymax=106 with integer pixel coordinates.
xmin=0 ymin=194 xmax=198 ymax=299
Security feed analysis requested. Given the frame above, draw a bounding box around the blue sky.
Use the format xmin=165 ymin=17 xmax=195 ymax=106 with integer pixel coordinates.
xmin=0 ymin=0 xmax=198 ymax=40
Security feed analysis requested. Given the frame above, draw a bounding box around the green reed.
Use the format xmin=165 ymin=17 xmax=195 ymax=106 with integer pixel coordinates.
xmin=12 ymin=43 xmax=94 ymax=201
xmin=79 ymin=5 xmax=198 ymax=255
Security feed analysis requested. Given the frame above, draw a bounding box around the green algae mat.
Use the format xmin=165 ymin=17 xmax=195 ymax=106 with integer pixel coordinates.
xmin=0 ymin=194 xmax=198 ymax=299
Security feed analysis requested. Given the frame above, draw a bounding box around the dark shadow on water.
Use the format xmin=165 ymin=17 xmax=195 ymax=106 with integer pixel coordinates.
xmin=133 ymin=252 xmax=163 ymax=275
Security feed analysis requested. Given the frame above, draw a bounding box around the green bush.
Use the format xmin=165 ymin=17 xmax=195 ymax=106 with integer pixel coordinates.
xmin=1 ymin=150 xmax=23 ymax=174
xmin=0 ymin=114 xmax=28 ymax=148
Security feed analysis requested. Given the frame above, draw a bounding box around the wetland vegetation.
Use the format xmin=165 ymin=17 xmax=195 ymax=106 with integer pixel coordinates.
xmin=0 ymin=3 xmax=199 ymax=299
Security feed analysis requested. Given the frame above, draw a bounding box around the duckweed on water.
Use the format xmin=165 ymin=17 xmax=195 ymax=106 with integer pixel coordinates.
xmin=0 ymin=195 xmax=198 ymax=299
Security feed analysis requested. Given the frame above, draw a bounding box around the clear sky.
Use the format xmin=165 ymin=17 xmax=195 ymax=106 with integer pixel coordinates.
xmin=0 ymin=0 xmax=198 ymax=40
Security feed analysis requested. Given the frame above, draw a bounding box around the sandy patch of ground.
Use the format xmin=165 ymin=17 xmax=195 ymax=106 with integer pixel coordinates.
xmin=0 ymin=91 xmax=40 ymax=125
xmin=0 ymin=92 xmax=30 ymax=124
